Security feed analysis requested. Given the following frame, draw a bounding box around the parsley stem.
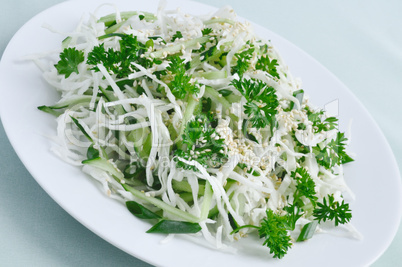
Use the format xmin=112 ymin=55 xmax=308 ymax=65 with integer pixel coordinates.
xmin=230 ymin=224 xmax=259 ymax=234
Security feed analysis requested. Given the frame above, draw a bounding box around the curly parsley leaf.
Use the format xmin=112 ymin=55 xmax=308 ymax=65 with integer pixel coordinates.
xmin=171 ymin=31 xmax=183 ymax=42
xmin=259 ymin=210 xmax=292 ymax=259
xmin=313 ymin=194 xmax=352 ymax=226
xmin=174 ymin=114 xmax=227 ymax=171
xmin=306 ymin=107 xmax=338 ymax=133
xmin=232 ymin=43 xmax=255 ymax=77
xmin=87 ymin=43 xmax=115 ymax=70
xmin=54 ymin=47 xmax=85 ymax=78
xmin=231 ymin=78 xmax=278 ymax=129
xmin=291 ymin=167 xmax=318 ymax=207
xmin=283 ymin=204 xmax=303 ymax=231
xmin=283 ymin=167 xmax=317 ymax=231
xmin=313 ymin=132 xmax=354 ymax=169
xmin=166 ymin=55 xmax=200 ymax=99
xmin=256 ymin=55 xmax=280 ymax=79
xmin=231 ymin=209 xmax=293 ymax=259
xmin=87 ymin=33 xmax=152 ymax=78
xmin=243 ymin=102 xmax=268 ymax=128
xmin=201 ymin=28 xmax=213 ymax=35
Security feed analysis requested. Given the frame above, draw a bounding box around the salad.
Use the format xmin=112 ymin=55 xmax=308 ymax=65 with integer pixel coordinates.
xmin=36 ymin=2 xmax=359 ymax=259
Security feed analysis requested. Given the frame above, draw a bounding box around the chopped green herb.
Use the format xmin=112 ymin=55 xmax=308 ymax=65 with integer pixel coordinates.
xmin=174 ymin=115 xmax=227 ymax=171
xmin=256 ymin=55 xmax=280 ymax=79
xmin=231 ymin=78 xmax=278 ymax=129
xmin=313 ymin=194 xmax=352 ymax=226
xmin=171 ymin=31 xmax=183 ymax=42
xmin=166 ymin=55 xmax=199 ymax=99
xmin=54 ymin=47 xmax=85 ymax=78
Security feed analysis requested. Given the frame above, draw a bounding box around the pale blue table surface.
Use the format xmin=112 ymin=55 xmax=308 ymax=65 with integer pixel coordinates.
xmin=1 ymin=0 xmax=401 ymax=266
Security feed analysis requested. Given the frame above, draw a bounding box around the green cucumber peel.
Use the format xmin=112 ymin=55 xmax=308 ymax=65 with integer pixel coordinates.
xmin=146 ymin=220 xmax=202 ymax=234
xmin=122 ymin=184 xmax=200 ymax=223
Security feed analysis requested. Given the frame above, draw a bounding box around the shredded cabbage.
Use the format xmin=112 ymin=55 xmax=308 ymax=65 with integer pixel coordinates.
xmin=35 ymin=2 xmax=361 ymax=258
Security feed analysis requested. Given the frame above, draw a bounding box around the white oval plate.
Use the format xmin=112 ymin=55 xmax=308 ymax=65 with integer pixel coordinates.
xmin=1 ymin=0 xmax=401 ymax=266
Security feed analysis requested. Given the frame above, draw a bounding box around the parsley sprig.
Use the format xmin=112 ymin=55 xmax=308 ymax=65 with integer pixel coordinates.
xmin=171 ymin=31 xmax=183 ymax=42
xmin=231 ymin=209 xmax=292 ymax=259
xmin=291 ymin=167 xmax=318 ymax=207
xmin=284 ymin=167 xmax=317 ymax=230
xmin=174 ymin=114 xmax=227 ymax=171
xmin=87 ymin=33 xmax=153 ymax=78
xmin=307 ymin=107 xmax=338 ymax=133
xmin=313 ymin=194 xmax=352 ymax=226
xmin=232 ymin=166 xmax=352 ymax=258
xmin=256 ymin=55 xmax=280 ymax=79
xmin=231 ymin=78 xmax=278 ymax=129
xmin=54 ymin=47 xmax=85 ymax=78
xmin=258 ymin=210 xmax=292 ymax=259
xmin=166 ymin=55 xmax=199 ymax=99
xmin=232 ymin=43 xmax=255 ymax=77
xmin=313 ymin=132 xmax=354 ymax=169
xmin=201 ymin=28 xmax=213 ymax=35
